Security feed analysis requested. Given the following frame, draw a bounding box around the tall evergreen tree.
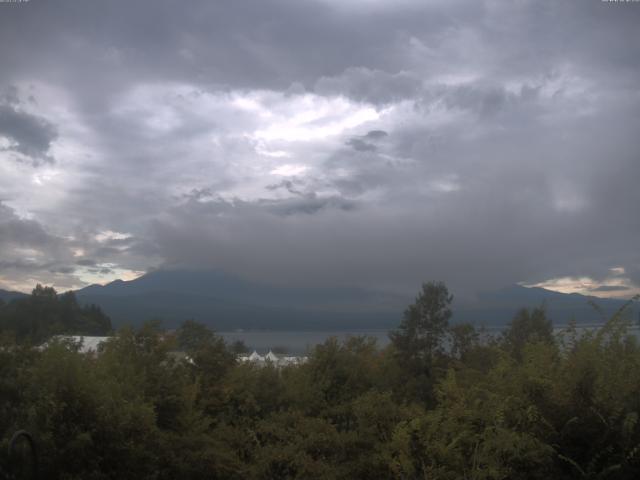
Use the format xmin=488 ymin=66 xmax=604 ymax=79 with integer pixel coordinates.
xmin=389 ymin=281 xmax=453 ymax=402
xmin=390 ymin=281 xmax=453 ymax=363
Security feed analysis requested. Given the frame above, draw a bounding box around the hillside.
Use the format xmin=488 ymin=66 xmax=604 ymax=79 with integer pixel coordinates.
xmin=456 ymin=284 xmax=638 ymax=328
xmin=75 ymin=270 xmax=639 ymax=330
xmin=75 ymin=269 xmax=406 ymax=329
xmin=0 ymin=289 xmax=28 ymax=303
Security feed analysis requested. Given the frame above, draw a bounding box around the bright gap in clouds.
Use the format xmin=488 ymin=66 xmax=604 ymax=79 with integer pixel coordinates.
xmin=0 ymin=266 xmax=145 ymax=293
xmin=270 ymin=164 xmax=308 ymax=176
xmin=252 ymin=95 xmax=379 ymax=143
xmin=75 ymin=266 xmax=145 ymax=287
xmin=95 ymin=230 xmax=133 ymax=243
xmin=525 ymin=267 xmax=639 ymax=299
xmin=112 ymin=84 xmax=383 ymax=189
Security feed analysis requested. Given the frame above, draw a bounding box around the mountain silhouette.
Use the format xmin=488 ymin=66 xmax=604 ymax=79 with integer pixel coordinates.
xmin=73 ymin=270 xmax=639 ymax=330
xmin=75 ymin=269 xmax=407 ymax=329
xmin=0 ymin=289 xmax=28 ymax=303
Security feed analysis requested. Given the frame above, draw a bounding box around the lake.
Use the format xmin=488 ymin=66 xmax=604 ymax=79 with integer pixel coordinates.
xmin=219 ymin=330 xmax=392 ymax=354
xmin=219 ymin=323 xmax=640 ymax=355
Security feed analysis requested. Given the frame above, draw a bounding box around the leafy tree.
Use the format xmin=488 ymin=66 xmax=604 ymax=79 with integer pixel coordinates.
xmin=307 ymin=336 xmax=381 ymax=410
xmin=230 ymin=339 xmax=249 ymax=354
xmin=503 ymin=306 xmax=553 ymax=361
xmin=448 ymin=322 xmax=479 ymax=361
xmin=175 ymin=320 xmax=236 ymax=416
xmin=2 ymin=282 xmax=640 ymax=479
xmin=389 ymin=281 xmax=453 ymax=402
xmin=176 ymin=319 xmax=215 ymax=353
xmin=390 ymin=281 xmax=453 ymax=362
xmin=0 ymin=285 xmax=112 ymax=344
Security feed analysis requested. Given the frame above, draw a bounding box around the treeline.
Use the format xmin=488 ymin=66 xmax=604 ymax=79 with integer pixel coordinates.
xmin=0 ymin=282 xmax=639 ymax=479
xmin=0 ymin=285 xmax=112 ymax=344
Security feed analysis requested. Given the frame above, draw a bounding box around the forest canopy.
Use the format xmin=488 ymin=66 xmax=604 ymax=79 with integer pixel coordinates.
xmin=0 ymin=282 xmax=639 ymax=479
xmin=0 ymin=285 xmax=112 ymax=344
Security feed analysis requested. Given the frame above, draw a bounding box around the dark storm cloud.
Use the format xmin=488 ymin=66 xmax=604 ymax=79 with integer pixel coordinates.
xmin=0 ymin=96 xmax=57 ymax=166
xmin=91 ymin=246 xmax=125 ymax=258
xmin=1 ymin=1 xmax=638 ymax=98
xmin=265 ymin=180 xmax=305 ymax=196
xmin=0 ymin=202 xmax=58 ymax=247
xmin=182 ymin=187 xmax=216 ymax=202
xmin=0 ymin=0 xmax=424 ymax=99
xmin=439 ymin=83 xmax=538 ymax=117
xmin=0 ymin=0 xmax=639 ymax=297
xmin=0 ymin=260 xmax=56 ymax=272
xmin=180 ymin=192 xmax=357 ymax=218
xmin=0 ymin=203 xmax=74 ymax=288
xmin=345 ymin=138 xmax=377 ymax=153
xmin=75 ymin=259 xmax=97 ymax=267
xmin=364 ymin=130 xmax=388 ymax=140
xmin=315 ymin=68 xmax=423 ymax=105
xmin=50 ymin=266 xmax=76 ymax=275
xmin=346 ymin=129 xmax=388 ymax=152
xmin=85 ymin=267 xmax=114 ymax=276
xmin=263 ymin=195 xmax=358 ymax=216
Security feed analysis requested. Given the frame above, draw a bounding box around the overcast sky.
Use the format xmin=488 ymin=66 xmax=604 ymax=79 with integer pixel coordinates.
xmin=0 ymin=0 xmax=638 ymax=298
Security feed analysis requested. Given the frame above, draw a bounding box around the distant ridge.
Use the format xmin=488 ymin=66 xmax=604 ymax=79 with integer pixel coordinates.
xmin=73 ymin=269 xmax=639 ymax=330
xmin=0 ymin=288 xmax=28 ymax=303
xmin=457 ymin=284 xmax=638 ymax=328
xmin=75 ymin=269 xmax=407 ymax=330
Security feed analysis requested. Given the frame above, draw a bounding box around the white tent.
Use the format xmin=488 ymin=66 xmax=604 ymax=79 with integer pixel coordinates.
xmin=41 ymin=335 xmax=111 ymax=355
xmin=237 ymin=350 xmax=307 ymax=368
xmin=248 ymin=350 xmax=264 ymax=362
xmin=265 ymin=350 xmax=279 ymax=363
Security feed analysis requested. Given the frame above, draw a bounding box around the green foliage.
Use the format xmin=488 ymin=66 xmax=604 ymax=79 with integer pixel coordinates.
xmin=389 ymin=281 xmax=453 ymax=403
xmin=176 ymin=319 xmax=215 ymax=353
xmin=1 ymin=284 xmax=640 ymax=478
xmin=390 ymin=281 xmax=453 ymax=362
xmin=449 ymin=322 xmax=480 ymax=361
xmin=503 ymin=306 xmax=554 ymax=361
xmin=0 ymin=285 xmax=112 ymax=344
xmin=230 ymin=339 xmax=249 ymax=354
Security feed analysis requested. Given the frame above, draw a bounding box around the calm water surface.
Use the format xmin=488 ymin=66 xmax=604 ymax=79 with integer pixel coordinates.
xmin=219 ymin=330 xmax=391 ymax=354
xmin=220 ymin=324 xmax=640 ymax=355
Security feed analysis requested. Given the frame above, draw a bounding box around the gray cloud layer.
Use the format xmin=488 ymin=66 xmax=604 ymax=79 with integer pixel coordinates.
xmin=0 ymin=0 xmax=638 ymax=297
xmin=0 ymin=91 xmax=57 ymax=166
